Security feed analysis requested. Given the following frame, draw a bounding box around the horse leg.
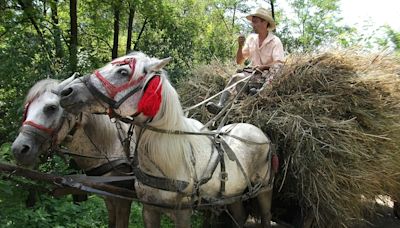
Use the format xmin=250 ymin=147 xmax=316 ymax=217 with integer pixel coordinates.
xmin=115 ymin=199 xmax=133 ymax=228
xmin=105 ymin=197 xmax=117 ymax=228
xmin=172 ymin=209 xmax=192 ymax=228
xmin=256 ymin=189 xmax=273 ymax=228
xmin=143 ymin=204 xmax=161 ymax=228
xmin=227 ymin=201 xmax=248 ymax=228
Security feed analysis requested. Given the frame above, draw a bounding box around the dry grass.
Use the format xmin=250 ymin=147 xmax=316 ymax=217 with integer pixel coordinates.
xmin=177 ymin=51 xmax=400 ymax=227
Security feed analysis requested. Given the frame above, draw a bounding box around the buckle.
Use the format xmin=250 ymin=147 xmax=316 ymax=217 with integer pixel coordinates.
xmin=219 ymin=171 xmax=228 ymax=182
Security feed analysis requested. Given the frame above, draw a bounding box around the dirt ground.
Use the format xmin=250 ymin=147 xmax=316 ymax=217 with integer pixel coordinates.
xmin=246 ymin=197 xmax=400 ymax=228
xmin=351 ymin=203 xmax=400 ymax=228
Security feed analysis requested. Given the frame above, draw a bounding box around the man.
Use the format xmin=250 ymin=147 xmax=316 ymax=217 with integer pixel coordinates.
xmin=206 ymin=7 xmax=285 ymax=114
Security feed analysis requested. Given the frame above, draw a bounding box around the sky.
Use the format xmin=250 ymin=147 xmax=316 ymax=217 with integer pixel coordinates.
xmin=251 ymin=0 xmax=400 ymax=31
xmin=340 ymin=0 xmax=400 ymax=31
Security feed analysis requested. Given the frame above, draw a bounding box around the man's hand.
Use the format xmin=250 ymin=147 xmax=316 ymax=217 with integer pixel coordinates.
xmin=253 ymin=65 xmax=270 ymax=72
xmin=238 ymin=35 xmax=245 ymax=47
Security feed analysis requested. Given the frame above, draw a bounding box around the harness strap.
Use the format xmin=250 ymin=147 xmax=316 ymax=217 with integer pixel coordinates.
xmin=123 ymin=124 xmax=135 ymax=159
xmin=84 ymin=74 xmax=144 ymax=111
xmin=85 ymin=75 xmax=118 ymax=107
xmin=64 ymin=174 xmax=135 ymax=183
xmin=197 ymin=140 xmax=221 ymax=186
xmin=20 ymin=125 xmax=50 ymax=143
xmin=132 ymin=166 xmax=189 ymax=193
xmin=213 ymin=140 xmax=227 ymax=196
xmin=218 ymin=136 xmax=253 ymax=191
xmin=85 ymin=158 xmax=131 ymax=176
xmin=23 ymin=121 xmax=54 ymax=135
xmin=132 ymin=127 xmax=190 ymax=193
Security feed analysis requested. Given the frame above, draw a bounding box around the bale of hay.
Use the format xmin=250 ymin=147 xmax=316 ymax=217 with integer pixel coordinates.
xmin=177 ymin=51 xmax=400 ymax=227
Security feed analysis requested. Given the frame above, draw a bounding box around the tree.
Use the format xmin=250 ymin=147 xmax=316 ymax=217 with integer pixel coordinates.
xmin=126 ymin=0 xmax=136 ymax=54
xmin=50 ymin=0 xmax=63 ymax=59
xmin=383 ymin=26 xmax=400 ymax=52
xmin=69 ymin=0 xmax=78 ymax=73
xmin=112 ymin=1 xmax=122 ymax=59
xmin=279 ymin=0 xmax=348 ymax=52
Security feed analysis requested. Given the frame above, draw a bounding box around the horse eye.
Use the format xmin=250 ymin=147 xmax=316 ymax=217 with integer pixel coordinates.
xmin=118 ymin=69 xmax=129 ymax=77
xmin=44 ymin=104 xmax=58 ymax=113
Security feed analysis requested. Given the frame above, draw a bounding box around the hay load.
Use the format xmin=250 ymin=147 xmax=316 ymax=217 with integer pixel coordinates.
xmin=177 ymin=51 xmax=400 ymax=227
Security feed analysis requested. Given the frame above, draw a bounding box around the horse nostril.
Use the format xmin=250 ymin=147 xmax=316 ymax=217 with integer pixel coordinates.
xmin=60 ymin=87 xmax=73 ymax=97
xmin=20 ymin=145 xmax=31 ymax=154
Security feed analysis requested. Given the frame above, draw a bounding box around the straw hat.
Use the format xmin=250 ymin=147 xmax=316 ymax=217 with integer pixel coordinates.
xmin=246 ymin=7 xmax=276 ymax=31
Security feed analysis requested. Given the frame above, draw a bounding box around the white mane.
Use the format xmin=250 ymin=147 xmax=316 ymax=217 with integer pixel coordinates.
xmin=135 ymin=60 xmax=210 ymax=180
xmin=25 ymin=79 xmax=59 ymax=105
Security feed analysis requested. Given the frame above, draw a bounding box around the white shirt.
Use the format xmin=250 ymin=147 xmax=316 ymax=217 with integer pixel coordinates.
xmin=242 ymin=32 xmax=285 ymax=67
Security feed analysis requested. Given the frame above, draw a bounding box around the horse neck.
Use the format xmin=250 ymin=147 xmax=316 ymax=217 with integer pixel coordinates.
xmin=65 ymin=114 xmax=128 ymax=170
xmin=137 ymin=79 xmax=209 ymax=180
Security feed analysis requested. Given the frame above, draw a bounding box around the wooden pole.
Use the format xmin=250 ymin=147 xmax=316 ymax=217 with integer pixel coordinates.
xmin=0 ymin=162 xmax=137 ymax=200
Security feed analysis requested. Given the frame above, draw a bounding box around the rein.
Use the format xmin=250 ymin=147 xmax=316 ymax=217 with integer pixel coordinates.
xmin=122 ymin=120 xmax=270 ymax=146
xmin=64 ymin=116 xmax=133 ymax=176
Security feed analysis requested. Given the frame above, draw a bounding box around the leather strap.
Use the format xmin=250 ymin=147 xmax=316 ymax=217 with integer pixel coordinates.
xmin=132 ymin=166 xmax=189 ymax=193
xmin=132 ymin=127 xmax=189 ymax=193
xmin=85 ymin=158 xmax=131 ymax=176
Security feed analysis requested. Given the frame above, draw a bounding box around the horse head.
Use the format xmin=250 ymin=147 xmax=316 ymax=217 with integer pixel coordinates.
xmin=59 ymin=52 xmax=172 ymax=123
xmin=12 ymin=78 xmax=77 ymax=167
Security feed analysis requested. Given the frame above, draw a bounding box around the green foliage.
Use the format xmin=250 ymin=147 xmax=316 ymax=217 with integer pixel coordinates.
xmin=278 ymin=0 xmax=352 ymax=52
xmin=0 ymin=190 xmax=110 ymax=228
xmin=381 ymin=26 xmax=400 ymax=53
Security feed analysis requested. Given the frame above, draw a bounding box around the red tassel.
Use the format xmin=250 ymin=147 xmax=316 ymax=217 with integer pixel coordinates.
xmin=137 ymin=76 xmax=162 ymax=117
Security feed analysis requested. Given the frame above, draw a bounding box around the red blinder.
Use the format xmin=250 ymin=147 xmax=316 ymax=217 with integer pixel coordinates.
xmin=272 ymin=154 xmax=279 ymax=174
xmin=137 ymin=76 xmax=162 ymax=117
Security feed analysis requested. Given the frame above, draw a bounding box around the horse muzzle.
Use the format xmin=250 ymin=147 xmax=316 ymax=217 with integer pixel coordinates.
xmin=11 ymin=134 xmax=41 ymax=167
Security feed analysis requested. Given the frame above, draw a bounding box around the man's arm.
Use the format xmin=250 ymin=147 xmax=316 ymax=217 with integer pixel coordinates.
xmin=236 ymin=35 xmax=246 ymax=64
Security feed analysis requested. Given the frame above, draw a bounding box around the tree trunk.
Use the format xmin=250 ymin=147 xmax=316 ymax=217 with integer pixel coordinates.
xmin=126 ymin=2 xmax=135 ymax=54
xmin=43 ymin=0 xmax=46 ymax=15
xmin=232 ymin=2 xmax=237 ymax=29
xmin=133 ymin=17 xmax=147 ymax=51
xmin=18 ymin=0 xmax=54 ymax=72
xmin=18 ymin=0 xmax=46 ymax=50
xmin=112 ymin=3 xmax=121 ymax=59
xmin=270 ymin=0 xmax=275 ymax=21
xmin=69 ymin=0 xmax=78 ymax=73
xmin=50 ymin=0 xmax=63 ymax=58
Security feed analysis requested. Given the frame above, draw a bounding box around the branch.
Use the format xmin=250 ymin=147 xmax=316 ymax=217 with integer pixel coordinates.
xmin=133 ymin=17 xmax=148 ymax=51
xmin=213 ymin=3 xmax=231 ymax=33
xmin=79 ymin=25 xmax=113 ymax=50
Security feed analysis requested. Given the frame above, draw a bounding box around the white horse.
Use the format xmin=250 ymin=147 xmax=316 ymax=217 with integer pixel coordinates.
xmin=58 ymin=52 xmax=274 ymax=227
xmin=11 ymin=78 xmax=135 ymax=228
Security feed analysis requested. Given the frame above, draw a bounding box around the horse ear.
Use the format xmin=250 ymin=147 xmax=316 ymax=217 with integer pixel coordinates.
xmin=53 ymin=73 xmax=77 ymax=95
xmin=145 ymin=57 xmax=172 ymax=73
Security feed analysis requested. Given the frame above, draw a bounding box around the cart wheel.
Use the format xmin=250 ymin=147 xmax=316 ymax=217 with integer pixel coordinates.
xmin=25 ymin=188 xmax=37 ymax=208
xmin=394 ymin=201 xmax=400 ymax=219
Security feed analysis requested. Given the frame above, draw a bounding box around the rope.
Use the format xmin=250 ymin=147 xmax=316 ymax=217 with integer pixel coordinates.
xmin=183 ymin=71 xmax=257 ymax=112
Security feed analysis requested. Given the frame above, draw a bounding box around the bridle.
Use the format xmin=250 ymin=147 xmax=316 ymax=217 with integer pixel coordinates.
xmin=21 ymin=98 xmax=69 ymax=153
xmin=84 ymin=57 xmax=150 ymax=119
